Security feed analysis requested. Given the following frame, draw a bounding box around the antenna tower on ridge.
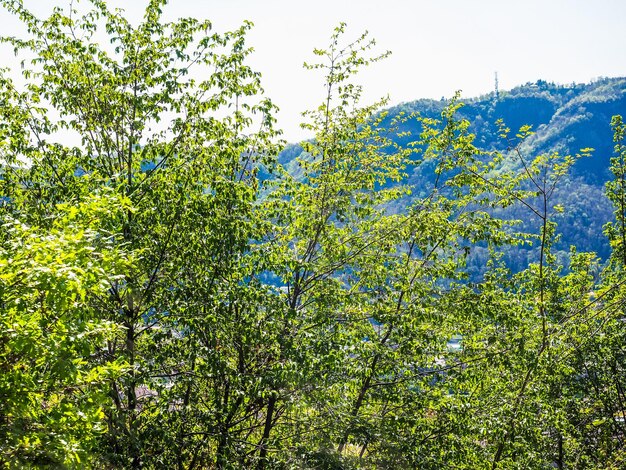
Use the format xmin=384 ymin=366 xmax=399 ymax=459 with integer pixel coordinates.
xmin=494 ymin=71 xmax=499 ymax=101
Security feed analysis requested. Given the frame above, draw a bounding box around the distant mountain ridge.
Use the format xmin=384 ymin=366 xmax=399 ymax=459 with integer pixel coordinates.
xmin=391 ymin=77 xmax=626 ymax=184
xmin=279 ymin=77 xmax=626 ymax=270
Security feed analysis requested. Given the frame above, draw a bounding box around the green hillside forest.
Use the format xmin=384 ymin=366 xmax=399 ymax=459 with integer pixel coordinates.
xmin=2 ymin=1 xmax=626 ymax=468
xmin=279 ymin=76 xmax=626 ymax=276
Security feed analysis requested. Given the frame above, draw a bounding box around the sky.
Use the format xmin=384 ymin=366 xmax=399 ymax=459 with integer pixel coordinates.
xmin=1 ymin=0 xmax=626 ymax=141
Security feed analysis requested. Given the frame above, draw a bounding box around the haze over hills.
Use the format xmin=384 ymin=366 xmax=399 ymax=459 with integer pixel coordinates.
xmin=280 ymin=77 xmax=626 ymax=271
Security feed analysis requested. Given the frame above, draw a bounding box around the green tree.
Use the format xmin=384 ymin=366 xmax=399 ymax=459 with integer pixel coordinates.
xmin=0 ymin=0 xmax=279 ymax=467
xmin=0 ymin=192 xmax=130 ymax=468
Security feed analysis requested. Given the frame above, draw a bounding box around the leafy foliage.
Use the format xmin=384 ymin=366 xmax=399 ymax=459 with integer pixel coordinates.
xmin=0 ymin=193 xmax=130 ymax=468
xmin=0 ymin=1 xmax=625 ymax=469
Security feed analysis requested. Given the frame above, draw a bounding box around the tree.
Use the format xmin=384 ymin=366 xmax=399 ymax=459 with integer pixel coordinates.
xmin=0 ymin=0 xmax=279 ymax=467
xmin=0 ymin=192 xmax=130 ymax=467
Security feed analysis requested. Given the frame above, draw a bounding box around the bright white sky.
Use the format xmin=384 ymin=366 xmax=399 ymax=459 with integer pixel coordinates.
xmin=1 ymin=0 xmax=626 ymax=141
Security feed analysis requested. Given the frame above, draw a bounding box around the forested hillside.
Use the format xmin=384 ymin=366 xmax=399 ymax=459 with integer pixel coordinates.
xmin=2 ymin=1 xmax=626 ymax=469
xmin=281 ymin=77 xmax=626 ymax=270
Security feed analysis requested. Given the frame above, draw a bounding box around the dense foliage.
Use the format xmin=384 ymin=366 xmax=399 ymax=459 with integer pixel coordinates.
xmin=1 ymin=1 xmax=626 ymax=469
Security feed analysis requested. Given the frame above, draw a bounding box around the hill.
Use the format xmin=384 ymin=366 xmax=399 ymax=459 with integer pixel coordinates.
xmin=393 ymin=77 xmax=626 ymax=184
xmin=280 ymin=77 xmax=626 ymax=271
